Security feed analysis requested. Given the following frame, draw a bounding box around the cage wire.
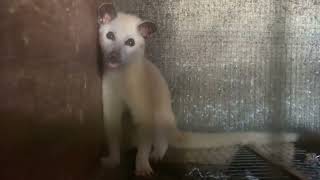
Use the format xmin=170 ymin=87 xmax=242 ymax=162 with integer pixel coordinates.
xmin=93 ymin=1 xmax=320 ymax=179
xmin=112 ymin=0 xmax=320 ymax=133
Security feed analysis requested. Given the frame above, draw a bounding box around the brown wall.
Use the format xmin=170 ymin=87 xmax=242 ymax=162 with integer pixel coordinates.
xmin=0 ymin=0 xmax=103 ymax=179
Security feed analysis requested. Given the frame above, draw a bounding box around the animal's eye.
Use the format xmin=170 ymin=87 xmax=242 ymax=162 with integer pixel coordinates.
xmin=125 ymin=38 xmax=135 ymax=47
xmin=106 ymin=32 xmax=115 ymax=40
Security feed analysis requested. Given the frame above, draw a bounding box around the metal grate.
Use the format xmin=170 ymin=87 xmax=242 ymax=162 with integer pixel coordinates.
xmin=96 ymin=145 xmax=320 ymax=179
xmin=225 ymin=147 xmax=292 ymax=180
xmin=182 ymin=146 xmax=297 ymax=180
xmin=292 ymin=144 xmax=320 ymax=180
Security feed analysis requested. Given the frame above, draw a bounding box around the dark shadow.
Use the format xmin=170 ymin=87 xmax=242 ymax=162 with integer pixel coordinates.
xmin=268 ymin=2 xmax=294 ymax=162
xmin=269 ymin=0 xmax=289 ymax=135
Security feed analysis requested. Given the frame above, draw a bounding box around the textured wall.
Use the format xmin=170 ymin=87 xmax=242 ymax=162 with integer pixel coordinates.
xmin=0 ymin=0 xmax=102 ymax=179
xmin=113 ymin=0 xmax=320 ymax=132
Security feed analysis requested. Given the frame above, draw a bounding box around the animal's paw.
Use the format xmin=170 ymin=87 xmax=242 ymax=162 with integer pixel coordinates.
xmin=150 ymin=146 xmax=167 ymax=162
xmin=135 ymin=159 xmax=153 ymax=176
xmin=101 ymin=155 xmax=120 ymax=168
xmin=150 ymin=139 xmax=168 ymax=162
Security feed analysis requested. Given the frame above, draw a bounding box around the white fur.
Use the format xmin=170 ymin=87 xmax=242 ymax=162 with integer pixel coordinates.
xmin=100 ymin=12 xmax=164 ymax=176
xmin=99 ymin=13 xmax=145 ymax=64
xmin=169 ymin=132 xmax=298 ymax=148
xmin=101 ymin=72 xmax=123 ymax=167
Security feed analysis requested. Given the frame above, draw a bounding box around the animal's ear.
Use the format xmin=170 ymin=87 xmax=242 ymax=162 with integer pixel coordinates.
xmin=138 ymin=21 xmax=157 ymax=39
xmin=98 ymin=3 xmax=117 ymax=25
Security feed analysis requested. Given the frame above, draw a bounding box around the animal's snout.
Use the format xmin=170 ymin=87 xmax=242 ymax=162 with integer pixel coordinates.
xmin=107 ymin=50 xmax=121 ymax=62
xmin=104 ymin=50 xmax=122 ymax=68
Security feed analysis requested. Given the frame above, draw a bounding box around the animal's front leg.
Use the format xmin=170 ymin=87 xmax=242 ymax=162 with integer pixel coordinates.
xmin=135 ymin=123 xmax=153 ymax=176
xmin=102 ymin=112 xmax=122 ymax=167
xmin=150 ymin=127 xmax=168 ymax=162
xmin=101 ymin=81 xmax=123 ymax=167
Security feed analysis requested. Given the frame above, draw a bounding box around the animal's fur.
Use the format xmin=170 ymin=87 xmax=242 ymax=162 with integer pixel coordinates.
xmin=98 ymin=3 xmax=298 ymax=176
xmin=98 ymin=4 xmax=176 ymax=175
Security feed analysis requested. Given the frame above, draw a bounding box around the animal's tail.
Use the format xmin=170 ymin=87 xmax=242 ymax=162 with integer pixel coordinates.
xmin=169 ymin=129 xmax=299 ymax=149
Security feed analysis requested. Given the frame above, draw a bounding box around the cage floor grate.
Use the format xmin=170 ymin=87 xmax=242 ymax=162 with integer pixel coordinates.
xmin=225 ymin=147 xmax=293 ymax=180
xmin=96 ymin=145 xmax=313 ymax=180
xmin=292 ymin=144 xmax=320 ymax=180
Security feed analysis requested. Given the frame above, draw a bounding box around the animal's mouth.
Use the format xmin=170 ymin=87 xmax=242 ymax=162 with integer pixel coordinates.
xmin=107 ymin=58 xmax=121 ymax=69
xmin=104 ymin=51 xmax=122 ymax=69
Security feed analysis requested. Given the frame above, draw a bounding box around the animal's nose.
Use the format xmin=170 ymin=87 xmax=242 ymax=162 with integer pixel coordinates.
xmin=108 ymin=50 xmax=120 ymax=59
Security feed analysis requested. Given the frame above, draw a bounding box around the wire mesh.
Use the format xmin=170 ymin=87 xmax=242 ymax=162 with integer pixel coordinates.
xmin=112 ymin=0 xmax=320 ymax=132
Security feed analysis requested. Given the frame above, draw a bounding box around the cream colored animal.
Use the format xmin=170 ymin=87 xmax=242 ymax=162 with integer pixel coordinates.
xmin=98 ymin=3 xmax=298 ymax=176
xmin=98 ymin=3 xmax=176 ymax=176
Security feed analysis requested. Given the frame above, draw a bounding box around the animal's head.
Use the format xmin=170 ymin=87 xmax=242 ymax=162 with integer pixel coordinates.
xmin=98 ymin=3 xmax=156 ymax=69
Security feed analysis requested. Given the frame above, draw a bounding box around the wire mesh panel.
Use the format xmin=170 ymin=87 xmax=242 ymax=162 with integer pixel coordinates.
xmin=112 ymin=0 xmax=320 ymax=132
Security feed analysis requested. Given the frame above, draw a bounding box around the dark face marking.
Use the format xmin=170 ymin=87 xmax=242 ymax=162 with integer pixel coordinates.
xmin=105 ymin=49 xmax=122 ymax=69
xmin=106 ymin=31 xmax=115 ymax=40
xmin=125 ymin=38 xmax=135 ymax=47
